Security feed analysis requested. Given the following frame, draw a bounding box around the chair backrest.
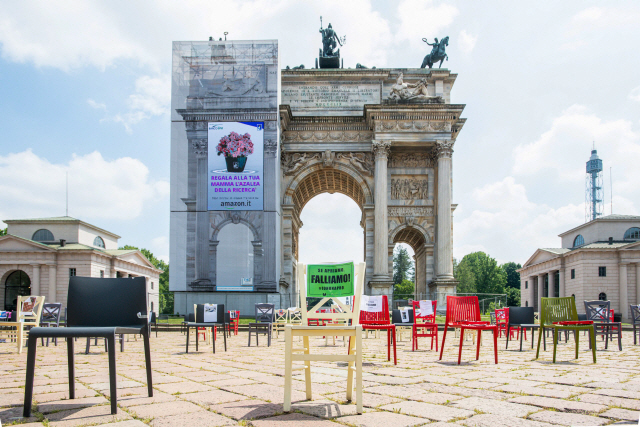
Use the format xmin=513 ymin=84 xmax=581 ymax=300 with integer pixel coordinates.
xmin=255 ymin=303 xmax=274 ymax=323
xmin=297 ymin=262 xmax=365 ymax=326
xmin=539 ymin=297 xmax=578 ymax=326
xmin=17 ymin=295 xmax=46 ymax=325
xmin=630 ymin=305 xmax=640 ymax=325
xmin=228 ymin=310 xmax=240 ymax=322
xmin=194 ymin=304 xmax=226 ymax=323
xmin=489 ymin=312 xmax=496 ymax=324
xmin=360 ymin=295 xmax=390 ymax=325
xmin=67 ymin=277 xmax=147 ymax=328
xmin=275 ymin=308 xmax=288 ymax=323
xmin=495 ymin=308 xmax=508 ymax=325
xmin=40 ymin=303 xmax=62 ymax=325
xmin=584 ymin=300 xmax=610 ymax=322
xmin=507 ymin=307 xmax=534 ymax=326
xmin=188 ymin=313 xmax=195 ymax=322
xmin=288 ymin=308 xmax=302 ymax=324
xmin=412 ymin=300 xmax=437 ymax=323
xmin=392 ymin=308 xmax=414 ymax=324
xmin=444 ymin=296 xmax=481 ymax=325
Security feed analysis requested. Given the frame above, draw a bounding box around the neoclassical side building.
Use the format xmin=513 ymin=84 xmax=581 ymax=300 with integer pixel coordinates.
xmin=0 ymin=216 xmax=161 ymax=313
xmin=518 ymin=214 xmax=640 ymax=320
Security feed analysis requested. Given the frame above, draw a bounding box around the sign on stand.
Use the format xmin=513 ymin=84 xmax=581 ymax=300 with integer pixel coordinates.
xmin=306 ymin=262 xmax=355 ymax=297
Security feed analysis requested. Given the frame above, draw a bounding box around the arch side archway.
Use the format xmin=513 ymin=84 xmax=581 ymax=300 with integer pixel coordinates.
xmin=389 ymin=224 xmax=432 ymax=298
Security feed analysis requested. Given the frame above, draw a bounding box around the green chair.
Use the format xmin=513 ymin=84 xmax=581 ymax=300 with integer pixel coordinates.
xmin=535 ymin=297 xmax=596 ymax=363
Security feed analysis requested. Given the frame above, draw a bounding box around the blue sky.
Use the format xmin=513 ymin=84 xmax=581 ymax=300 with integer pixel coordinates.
xmin=1 ymin=1 xmax=639 ymax=266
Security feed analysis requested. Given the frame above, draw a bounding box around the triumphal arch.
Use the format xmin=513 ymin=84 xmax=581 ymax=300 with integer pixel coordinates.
xmin=279 ymin=68 xmax=465 ymax=299
xmin=169 ymin=39 xmax=465 ymax=313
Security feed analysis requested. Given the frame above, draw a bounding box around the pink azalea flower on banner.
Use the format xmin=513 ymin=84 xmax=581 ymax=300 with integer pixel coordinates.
xmin=216 ymin=131 xmax=254 ymax=157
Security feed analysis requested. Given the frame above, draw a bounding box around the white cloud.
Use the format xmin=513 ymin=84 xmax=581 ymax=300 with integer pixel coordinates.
xmin=629 ymin=86 xmax=640 ymax=103
xmin=395 ymin=0 xmax=458 ymax=53
xmin=0 ymin=149 xmax=169 ymax=227
xmin=87 ymin=99 xmax=107 ymax=112
xmin=458 ymin=30 xmax=477 ymax=54
xmin=111 ymin=74 xmax=170 ymax=132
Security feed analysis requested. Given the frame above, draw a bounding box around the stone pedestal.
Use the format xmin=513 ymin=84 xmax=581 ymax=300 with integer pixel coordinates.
xmin=428 ymin=279 xmax=458 ymax=313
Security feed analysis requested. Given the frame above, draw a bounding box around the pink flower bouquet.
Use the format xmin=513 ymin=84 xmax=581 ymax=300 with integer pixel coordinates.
xmin=216 ymin=131 xmax=254 ymax=158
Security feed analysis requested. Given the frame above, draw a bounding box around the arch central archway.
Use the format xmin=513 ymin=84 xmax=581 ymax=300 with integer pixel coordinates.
xmin=281 ymin=163 xmax=374 ymax=294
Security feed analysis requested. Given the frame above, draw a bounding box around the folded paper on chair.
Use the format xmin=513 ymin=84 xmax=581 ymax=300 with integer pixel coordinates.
xmin=360 ymin=295 xmax=383 ymax=312
xmin=419 ymin=300 xmax=434 ymax=316
xmin=400 ymin=309 xmax=410 ymax=322
xmin=204 ymin=304 xmax=218 ymax=322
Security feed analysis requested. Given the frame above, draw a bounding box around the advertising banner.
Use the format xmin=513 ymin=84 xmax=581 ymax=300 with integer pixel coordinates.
xmin=208 ymin=122 xmax=264 ymax=211
xmin=306 ymin=261 xmax=354 ymax=298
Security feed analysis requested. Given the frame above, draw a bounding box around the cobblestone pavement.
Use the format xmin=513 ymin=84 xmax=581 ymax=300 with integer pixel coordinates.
xmin=1 ymin=329 xmax=639 ymax=426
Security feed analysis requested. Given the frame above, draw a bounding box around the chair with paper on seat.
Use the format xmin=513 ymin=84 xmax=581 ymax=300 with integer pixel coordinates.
xmin=392 ymin=308 xmax=414 ymax=341
xmin=185 ymin=304 xmax=227 ymax=353
xmin=0 ymin=295 xmax=45 ymax=353
xmin=411 ymin=300 xmax=438 ymax=352
xmin=22 ymin=277 xmax=153 ymax=416
xmin=283 ymin=261 xmax=365 ymax=414
xmin=360 ymin=295 xmax=396 ymax=364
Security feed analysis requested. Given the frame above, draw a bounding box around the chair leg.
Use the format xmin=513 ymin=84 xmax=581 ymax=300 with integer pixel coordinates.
xmin=387 ymin=329 xmax=391 ymax=361
xmin=458 ymin=327 xmax=465 ymax=365
xmin=476 ymin=329 xmax=482 ymax=360
xmin=303 ymin=335 xmax=311 ymax=399
xmin=186 ymin=326 xmax=190 ymax=353
xmin=535 ymin=327 xmax=543 ymax=359
xmin=142 ymin=330 xmax=153 ymax=397
xmin=439 ymin=326 xmax=448 ymax=360
xmin=85 ymin=337 xmax=91 ymax=354
xmin=120 ymin=334 xmax=124 ymax=352
xmin=575 ymin=328 xmax=580 ymax=359
xmin=247 ymin=326 xmax=252 ymax=347
xmin=223 ymin=322 xmax=227 ymax=352
xmin=494 ymin=328 xmax=498 ymax=364
xmin=356 ymin=325 xmax=363 ymax=414
xmin=68 ymin=338 xmax=75 ymax=399
xmin=590 ymin=326 xmax=597 ymax=363
xmin=106 ymin=335 xmax=118 ymax=414
xmin=543 ymin=327 xmax=547 ymax=351
xmin=23 ymin=335 xmax=38 ymax=417
xmin=520 ymin=327 xmax=524 ymax=351
xmin=212 ymin=327 xmax=216 ymax=354
xmin=506 ymin=326 xmax=510 ymax=349
xmin=392 ymin=327 xmax=397 ymax=365
xmin=618 ymin=325 xmax=622 ymax=351
xmin=283 ymin=326 xmax=293 ymax=412
xmin=552 ymin=329 xmax=558 ymax=363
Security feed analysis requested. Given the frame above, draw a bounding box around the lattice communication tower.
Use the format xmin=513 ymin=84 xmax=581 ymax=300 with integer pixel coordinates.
xmin=585 ymin=149 xmax=603 ymax=222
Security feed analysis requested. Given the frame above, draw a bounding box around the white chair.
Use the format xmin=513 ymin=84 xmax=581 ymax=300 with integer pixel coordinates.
xmin=283 ymin=262 xmax=365 ymax=414
xmin=0 ymin=295 xmax=45 ymax=354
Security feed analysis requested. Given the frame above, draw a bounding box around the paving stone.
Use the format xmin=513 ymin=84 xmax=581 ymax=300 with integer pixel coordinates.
xmin=117 ymin=391 xmax=178 ymax=407
xmin=451 ymin=396 xmax=540 ymax=417
xmin=324 ymin=391 xmax=403 ymax=407
xmin=128 ymin=400 xmax=204 ymax=418
xmin=250 ymin=413 xmax=337 ymax=427
xmin=291 ymin=399 xmax=366 ymax=417
xmin=154 ymin=380 xmax=214 ymax=394
xmin=95 ymin=422 xmax=148 ymax=427
xmin=37 ymin=396 xmax=109 ymax=413
xmin=181 ymin=389 xmax=249 ymax=405
xmin=46 ymin=405 xmax=131 ymax=427
xmin=600 ymin=408 xmax=640 ymax=421
xmin=380 ymin=400 xmax=474 ymax=422
xmin=459 ymin=413 xmax=555 ymax=426
xmin=150 ymin=410 xmax=235 ymax=426
xmin=509 ymin=395 xmax=607 ymax=413
xmin=579 ymin=393 xmax=640 ymax=410
xmin=221 ymin=383 xmax=309 ymax=404
xmin=0 ymin=405 xmax=38 ymax=423
xmin=491 ymin=384 xmax=573 ymax=399
xmin=592 ymin=388 xmax=640 ymax=399
xmin=337 ymin=410 xmax=431 ymax=427
xmin=528 ymin=410 xmax=609 ymax=426
xmin=208 ymin=399 xmax=282 ymax=420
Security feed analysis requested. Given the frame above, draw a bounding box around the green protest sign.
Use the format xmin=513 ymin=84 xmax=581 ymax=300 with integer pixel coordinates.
xmin=306 ymin=262 xmax=354 ymax=297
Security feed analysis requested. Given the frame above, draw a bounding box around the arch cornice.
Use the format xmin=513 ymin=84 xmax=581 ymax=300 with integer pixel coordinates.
xmin=389 ymin=223 xmax=432 ymax=250
xmin=211 ymin=216 xmax=260 ymax=242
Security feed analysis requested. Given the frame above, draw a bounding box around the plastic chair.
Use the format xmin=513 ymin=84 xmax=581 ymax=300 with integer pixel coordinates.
xmin=505 ymin=307 xmax=538 ymax=351
xmin=392 ymin=308 xmax=414 ymax=341
xmin=584 ymin=300 xmax=622 ymax=351
xmin=248 ymin=303 xmax=274 ymax=347
xmin=39 ymin=303 xmax=62 ymax=346
xmin=536 ymin=297 xmax=596 ymax=363
xmin=273 ymin=308 xmax=289 ymax=339
xmin=185 ymin=304 xmax=227 ymax=353
xmin=227 ymin=310 xmax=240 ymax=335
xmin=495 ymin=308 xmax=508 ymax=338
xmin=360 ymin=295 xmax=397 ymax=364
xmin=23 ymin=277 xmax=153 ymax=416
xmin=439 ymin=296 xmax=499 ymax=364
xmin=411 ymin=300 xmax=438 ymax=352
xmin=284 ymin=262 xmax=365 ymax=414
xmin=630 ymin=305 xmax=640 ymax=345
xmin=0 ymin=295 xmax=45 ymax=353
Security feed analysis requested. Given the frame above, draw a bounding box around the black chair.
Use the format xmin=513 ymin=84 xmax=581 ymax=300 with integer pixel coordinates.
xmin=248 ymin=303 xmax=274 ymax=347
xmin=505 ymin=307 xmax=539 ymax=351
xmin=39 ymin=303 xmax=62 ymax=346
xmin=23 ymin=277 xmax=153 ymax=416
xmin=185 ymin=304 xmax=227 ymax=353
xmin=392 ymin=308 xmax=414 ymax=343
xmin=585 ymin=300 xmax=622 ymax=351
xmin=630 ymin=305 xmax=640 ymax=345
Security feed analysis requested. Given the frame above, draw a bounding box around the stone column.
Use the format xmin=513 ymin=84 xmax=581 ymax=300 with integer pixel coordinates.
xmin=558 ymin=268 xmax=565 ymax=298
xmin=31 ymin=265 xmax=40 ymax=296
xmin=548 ymin=270 xmax=555 ymax=298
xmin=620 ymin=263 xmax=629 ymax=319
xmin=48 ymin=265 xmax=57 ymax=303
xmin=260 ymin=137 xmax=278 ymax=291
xmin=192 ymin=139 xmax=212 ymax=288
xmin=435 ymin=140 xmax=455 ymax=280
xmin=372 ymin=140 xmax=391 ymax=281
xmin=636 ymin=263 xmax=640 ymax=305
xmin=537 ymin=273 xmax=545 ymax=313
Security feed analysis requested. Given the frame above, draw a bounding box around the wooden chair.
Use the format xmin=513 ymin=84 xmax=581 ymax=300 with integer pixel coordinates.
xmin=248 ymin=303 xmax=274 ymax=347
xmin=536 ymin=297 xmax=596 ymax=363
xmin=273 ymin=308 xmax=289 ymax=339
xmin=0 ymin=295 xmax=45 ymax=353
xmin=411 ymin=300 xmax=438 ymax=352
xmin=584 ymin=300 xmax=622 ymax=351
xmin=284 ymin=262 xmax=365 ymax=414
xmin=439 ymin=296 xmax=499 ymax=365
xmin=39 ymin=303 xmax=62 ymax=346
xmin=359 ymin=295 xmax=396 ymax=364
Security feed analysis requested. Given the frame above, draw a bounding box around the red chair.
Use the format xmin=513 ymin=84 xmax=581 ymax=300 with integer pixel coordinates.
xmin=359 ymin=295 xmax=397 ymax=365
xmin=227 ymin=310 xmax=239 ymax=336
xmin=439 ymin=296 xmax=498 ymax=364
xmin=495 ymin=308 xmax=518 ymax=338
xmin=411 ymin=300 xmax=438 ymax=352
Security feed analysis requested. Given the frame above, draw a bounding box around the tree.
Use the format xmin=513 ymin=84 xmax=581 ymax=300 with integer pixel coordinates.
xmin=119 ymin=245 xmax=172 ymax=314
xmin=0 ymin=228 xmax=6 ymax=236
xmin=501 ymin=262 xmax=522 ymax=289
xmin=393 ymin=245 xmax=414 ymax=285
xmin=454 ymin=252 xmax=506 ymax=295
xmin=506 ymin=287 xmax=521 ymax=307
xmin=393 ymin=279 xmax=414 ymax=300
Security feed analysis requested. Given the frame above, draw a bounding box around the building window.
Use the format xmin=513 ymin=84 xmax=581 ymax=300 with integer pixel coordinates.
xmin=624 ymin=227 xmax=640 ymax=240
xmin=69 ymin=268 xmax=76 ymax=277
xmin=151 ymin=281 xmax=154 ymax=290
xmin=525 ymin=281 xmax=528 ymax=289
xmin=93 ymin=236 xmax=105 ymax=248
xmin=598 ymin=266 xmax=606 ymax=277
xmin=573 ymin=234 xmax=585 ymax=247
xmin=599 ymin=292 xmax=607 ymax=301
xmin=151 ymin=302 xmax=154 ymax=312
xmin=32 ymin=229 xmax=54 ymax=242
xmin=99 ymin=270 xmax=104 ymax=278
xmin=571 ymin=269 xmax=575 ymax=279
xmin=4 ymin=270 xmax=31 ymax=311
xmin=525 ymin=301 xmax=528 ymax=307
